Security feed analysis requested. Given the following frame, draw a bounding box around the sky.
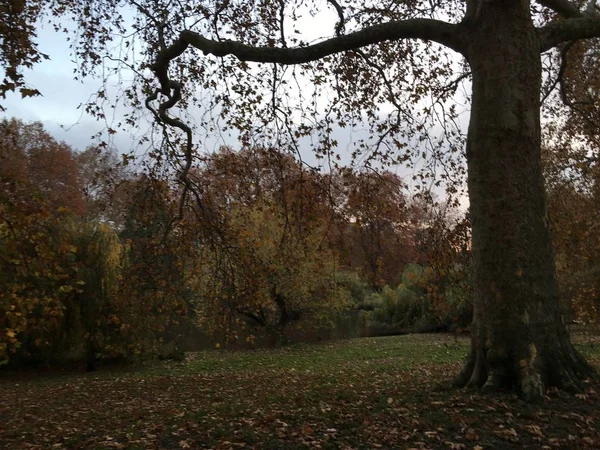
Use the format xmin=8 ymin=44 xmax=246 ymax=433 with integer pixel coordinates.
xmin=1 ymin=20 xmax=141 ymax=154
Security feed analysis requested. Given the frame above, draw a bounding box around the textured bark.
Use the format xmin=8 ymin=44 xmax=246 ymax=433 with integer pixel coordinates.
xmin=456 ymin=1 xmax=595 ymax=402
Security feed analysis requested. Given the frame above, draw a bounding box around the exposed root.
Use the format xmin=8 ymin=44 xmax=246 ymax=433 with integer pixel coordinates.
xmin=467 ymin=349 xmax=487 ymax=388
xmin=481 ymin=369 xmax=505 ymax=394
xmin=455 ymin=342 xmax=595 ymax=402
xmin=453 ymin=351 xmax=475 ymax=388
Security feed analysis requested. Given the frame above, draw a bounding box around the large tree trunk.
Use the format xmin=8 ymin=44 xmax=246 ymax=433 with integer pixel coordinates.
xmin=455 ymin=1 xmax=594 ymax=402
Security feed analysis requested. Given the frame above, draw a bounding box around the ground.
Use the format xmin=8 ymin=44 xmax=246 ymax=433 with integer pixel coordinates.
xmin=1 ymin=332 xmax=599 ymax=449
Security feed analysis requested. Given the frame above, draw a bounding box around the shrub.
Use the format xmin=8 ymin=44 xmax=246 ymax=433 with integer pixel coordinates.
xmin=359 ymin=263 xmax=472 ymax=336
xmin=335 ymin=271 xmax=374 ymax=309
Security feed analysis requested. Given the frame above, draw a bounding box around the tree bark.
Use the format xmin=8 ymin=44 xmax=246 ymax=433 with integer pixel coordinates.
xmin=455 ymin=1 xmax=594 ymax=402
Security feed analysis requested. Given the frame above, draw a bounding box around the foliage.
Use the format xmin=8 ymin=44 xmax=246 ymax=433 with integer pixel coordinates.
xmin=0 ymin=210 xmax=82 ymax=364
xmin=416 ymin=206 xmax=473 ymax=330
xmin=542 ymin=36 xmax=600 ymax=324
xmin=363 ymin=265 xmax=435 ymax=334
xmin=69 ymin=221 xmax=124 ymax=364
xmin=0 ymin=120 xmax=188 ymax=365
xmin=0 ymin=0 xmax=46 ymax=108
xmin=185 ymin=147 xmax=350 ymax=344
xmin=545 ymin=156 xmax=600 ymax=324
xmin=117 ymin=176 xmax=191 ymax=357
xmin=194 ymin=200 xmax=350 ymax=344
xmin=330 ymin=169 xmax=418 ymax=288
xmin=362 ymin=258 xmax=471 ymax=336
xmin=0 ymin=119 xmax=87 ymax=364
xmin=334 ymin=270 xmax=374 ymax=309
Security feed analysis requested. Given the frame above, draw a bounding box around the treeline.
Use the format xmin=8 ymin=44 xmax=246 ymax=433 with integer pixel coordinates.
xmin=2 ymin=118 xmax=595 ymax=367
xmin=189 ymin=146 xmax=474 ymax=345
xmin=0 ymin=118 xmax=471 ymax=366
xmin=0 ymin=119 xmax=193 ymax=368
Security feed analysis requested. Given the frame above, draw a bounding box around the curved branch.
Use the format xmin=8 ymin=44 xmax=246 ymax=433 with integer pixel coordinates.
xmin=539 ymin=17 xmax=600 ymax=51
xmin=151 ymin=19 xmax=466 ymax=92
xmin=536 ymin=0 xmax=583 ymax=18
xmin=326 ymin=0 xmax=346 ymax=36
xmin=146 ymin=17 xmax=465 ymax=233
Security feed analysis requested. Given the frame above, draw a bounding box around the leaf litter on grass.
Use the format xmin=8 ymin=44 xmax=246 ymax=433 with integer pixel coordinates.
xmin=1 ymin=332 xmax=599 ymax=449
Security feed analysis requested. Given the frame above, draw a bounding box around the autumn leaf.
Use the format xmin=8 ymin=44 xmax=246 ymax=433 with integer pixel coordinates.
xmin=19 ymin=88 xmax=41 ymax=98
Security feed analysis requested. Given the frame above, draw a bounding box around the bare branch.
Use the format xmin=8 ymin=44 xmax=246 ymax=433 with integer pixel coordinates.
xmin=541 ymin=41 xmax=575 ymax=105
xmin=326 ymin=0 xmax=346 ymax=36
xmin=277 ymin=0 xmax=287 ymax=47
xmin=536 ymin=0 xmax=583 ymax=18
xmin=539 ymin=17 xmax=600 ymax=51
xmin=558 ymin=45 xmax=600 ymax=137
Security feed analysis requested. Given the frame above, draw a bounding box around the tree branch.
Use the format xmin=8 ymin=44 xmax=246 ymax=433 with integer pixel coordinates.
xmin=586 ymin=0 xmax=600 ymax=15
xmin=326 ymin=0 xmax=346 ymax=36
xmin=541 ymin=41 xmax=575 ymax=105
xmin=151 ymin=19 xmax=465 ymax=93
xmin=536 ymin=0 xmax=583 ymax=18
xmin=539 ymin=17 xmax=600 ymax=51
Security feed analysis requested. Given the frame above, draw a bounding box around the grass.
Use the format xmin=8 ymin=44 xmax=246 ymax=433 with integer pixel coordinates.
xmin=1 ymin=332 xmax=599 ymax=449
xmin=164 ymin=333 xmax=468 ymax=374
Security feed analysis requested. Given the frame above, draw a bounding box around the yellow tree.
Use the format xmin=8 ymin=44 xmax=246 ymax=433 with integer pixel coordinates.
xmin=192 ymin=147 xmax=348 ymax=344
xmin=195 ymin=200 xmax=350 ymax=345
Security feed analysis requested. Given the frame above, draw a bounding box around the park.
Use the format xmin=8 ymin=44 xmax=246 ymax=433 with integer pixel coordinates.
xmin=2 ymin=0 xmax=600 ymax=448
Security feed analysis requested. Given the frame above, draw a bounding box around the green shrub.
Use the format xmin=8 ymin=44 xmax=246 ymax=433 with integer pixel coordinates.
xmin=359 ymin=263 xmax=472 ymax=336
xmin=335 ymin=271 xmax=374 ymax=309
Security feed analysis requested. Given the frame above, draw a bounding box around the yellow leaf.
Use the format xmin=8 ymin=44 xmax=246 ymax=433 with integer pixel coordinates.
xmin=6 ymin=330 xmax=16 ymax=338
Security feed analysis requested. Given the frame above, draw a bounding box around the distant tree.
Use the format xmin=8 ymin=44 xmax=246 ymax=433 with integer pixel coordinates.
xmin=191 ymin=147 xmax=349 ymax=344
xmin=118 ymin=176 xmax=190 ymax=357
xmin=194 ymin=200 xmax=349 ymax=345
xmin=69 ymin=221 xmax=124 ymax=371
xmin=76 ymin=146 xmax=131 ymax=227
xmin=544 ymin=136 xmax=600 ymax=324
xmin=0 ymin=118 xmax=86 ymax=215
xmin=333 ymin=169 xmax=416 ymax=289
xmin=417 ymin=205 xmax=473 ymax=330
xmin=0 ymin=119 xmax=87 ymax=364
xmin=542 ymin=33 xmax=600 ymax=325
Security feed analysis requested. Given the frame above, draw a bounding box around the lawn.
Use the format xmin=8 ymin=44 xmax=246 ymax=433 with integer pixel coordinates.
xmin=1 ymin=332 xmax=599 ymax=449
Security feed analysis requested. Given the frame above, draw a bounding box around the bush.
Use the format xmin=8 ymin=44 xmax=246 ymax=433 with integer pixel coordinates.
xmin=335 ymin=271 xmax=374 ymax=309
xmin=359 ymin=263 xmax=472 ymax=336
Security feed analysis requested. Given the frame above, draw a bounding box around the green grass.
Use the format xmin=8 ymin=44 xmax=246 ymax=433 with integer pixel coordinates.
xmin=163 ymin=333 xmax=469 ymax=375
xmin=1 ymin=332 xmax=599 ymax=449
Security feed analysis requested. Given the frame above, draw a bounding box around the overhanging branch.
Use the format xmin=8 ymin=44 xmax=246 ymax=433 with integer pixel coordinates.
xmin=151 ymin=18 xmax=465 ymax=93
xmin=539 ymin=17 xmax=600 ymax=51
xmin=536 ymin=0 xmax=583 ymax=18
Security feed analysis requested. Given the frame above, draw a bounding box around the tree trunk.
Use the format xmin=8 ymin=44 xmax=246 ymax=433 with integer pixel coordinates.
xmin=455 ymin=1 xmax=594 ymax=402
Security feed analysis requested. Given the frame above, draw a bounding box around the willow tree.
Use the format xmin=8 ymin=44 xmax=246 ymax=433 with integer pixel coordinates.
xmin=4 ymin=0 xmax=600 ymax=400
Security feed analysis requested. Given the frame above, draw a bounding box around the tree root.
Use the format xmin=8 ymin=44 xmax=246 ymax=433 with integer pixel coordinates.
xmin=454 ymin=342 xmax=596 ymax=403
